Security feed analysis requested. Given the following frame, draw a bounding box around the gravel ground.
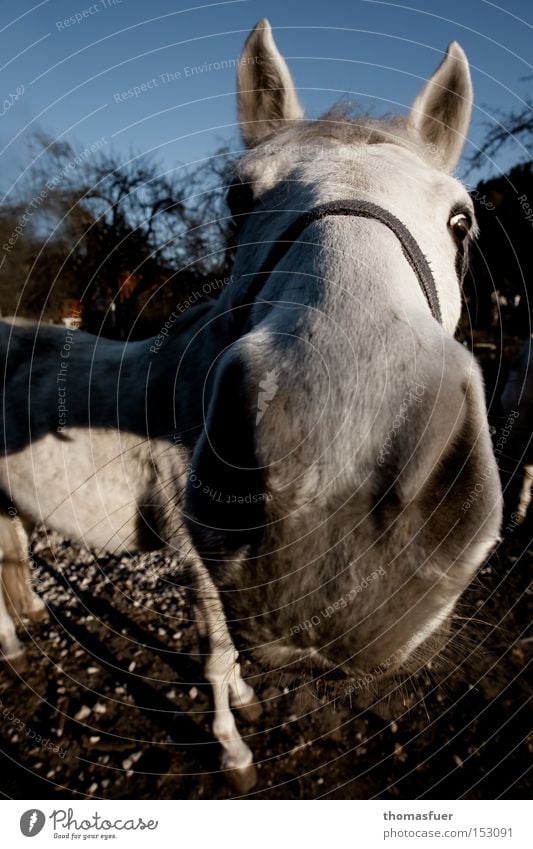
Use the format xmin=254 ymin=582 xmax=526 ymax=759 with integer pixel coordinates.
xmin=0 ymin=521 xmax=531 ymax=800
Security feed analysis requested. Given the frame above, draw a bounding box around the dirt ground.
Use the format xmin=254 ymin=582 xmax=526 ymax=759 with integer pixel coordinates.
xmin=0 ymin=514 xmax=531 ymax=801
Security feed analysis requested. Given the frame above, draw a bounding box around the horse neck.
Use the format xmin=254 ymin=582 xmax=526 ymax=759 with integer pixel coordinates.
xmin=143 ymin=298 xmax=231 ymax=446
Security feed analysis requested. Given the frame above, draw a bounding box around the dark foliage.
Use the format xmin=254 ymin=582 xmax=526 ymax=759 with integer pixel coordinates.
xmin=0 ymin=136 xmax=236 ymax=338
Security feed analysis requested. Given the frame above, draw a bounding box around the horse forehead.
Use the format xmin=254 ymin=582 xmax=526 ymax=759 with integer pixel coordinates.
xmin=287 ymin=142 xmax=456 ymax=206
xmin=323 ymin=142 xmax=445 ymax=191
xmin=243 ymin=136 xmax=456 ymax=203
xmin=364 ymin=143 xmax=430 ymax=175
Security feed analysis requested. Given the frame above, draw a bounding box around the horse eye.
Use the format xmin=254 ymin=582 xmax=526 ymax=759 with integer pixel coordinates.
xmin=227 ymin=180 xmax=255 ymax=221
xmin=449 ymin=211 xmax=472 ymax=245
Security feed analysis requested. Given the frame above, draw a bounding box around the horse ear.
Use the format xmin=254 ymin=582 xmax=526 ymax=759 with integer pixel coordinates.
xmin=184 ymin=351 xmax=266 ymax=559
xmin=409 ymin=42 xmax=473 ymax=173
xmin=237 ymin=18 xmax=304 ymax=147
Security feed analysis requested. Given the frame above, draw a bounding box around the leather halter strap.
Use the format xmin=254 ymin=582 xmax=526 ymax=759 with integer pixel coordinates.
xmin=241 ymin=199 xmax=442 ymax=325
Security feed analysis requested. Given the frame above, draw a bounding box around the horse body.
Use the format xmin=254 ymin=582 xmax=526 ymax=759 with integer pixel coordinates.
xmin=0 ymin=19 xmax=502 ymax=789
xmin=0 ymin=304 xmax=235 ymax=547
xmin=0 ymin=322 xmax=192 ymax=551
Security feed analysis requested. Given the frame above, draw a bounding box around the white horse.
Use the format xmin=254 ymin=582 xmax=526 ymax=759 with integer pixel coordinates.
xmin=0 ymin=20 xmax=501 ymax=791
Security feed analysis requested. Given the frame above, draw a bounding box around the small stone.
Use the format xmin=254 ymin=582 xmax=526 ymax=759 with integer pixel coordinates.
xmin=122 ymin=751 xmax=142 ymax=770
xmin=75 ymin=705 xmax=91 ymax=722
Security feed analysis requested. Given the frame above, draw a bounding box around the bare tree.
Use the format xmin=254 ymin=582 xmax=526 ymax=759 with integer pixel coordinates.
xmin=469 ymin=88 xmax=533 ymax=169
xmin=0 ymin=134 xmax=236 ymax=337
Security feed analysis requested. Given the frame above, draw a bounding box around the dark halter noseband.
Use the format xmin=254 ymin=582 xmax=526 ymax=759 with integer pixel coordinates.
xmin=241 ymin=199 xmax=442 ymax=325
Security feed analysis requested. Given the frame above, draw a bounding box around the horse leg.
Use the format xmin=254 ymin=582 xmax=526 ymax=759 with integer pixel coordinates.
xmin=193 ymin=598 xmax=260 ymax=717
xmin=189 ymin=555 xmax=258 ymax=792
xmin=517 ymin=465 xmax=533 ymax=521
xmin=17 ymin=517 xmax=48 ymax=621
xmin=227 ymin=665 xmax=262 ymax=722
xmin=0 ymin=514 xmax=26 ymax=666
xmin=1 ymin=514 xmax=47 ymax=622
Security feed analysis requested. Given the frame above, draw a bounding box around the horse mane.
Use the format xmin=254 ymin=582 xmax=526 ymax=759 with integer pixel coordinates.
xmin=299 ymin=104 xmax=412 ymax=145
xmin=251 ymin=104 xmax=432 ymax=164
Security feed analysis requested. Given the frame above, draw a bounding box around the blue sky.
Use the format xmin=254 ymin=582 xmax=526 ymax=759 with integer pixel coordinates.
xmin=0 ymin=0 xmax=531 ymax=198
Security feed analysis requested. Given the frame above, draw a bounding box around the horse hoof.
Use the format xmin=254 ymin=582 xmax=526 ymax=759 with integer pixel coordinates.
xmin=225 ymin=763 xmax=257 ymax=794
xmin=234 ymin=699 xmax=263 ymax=723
